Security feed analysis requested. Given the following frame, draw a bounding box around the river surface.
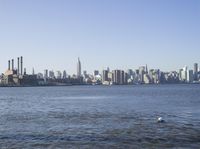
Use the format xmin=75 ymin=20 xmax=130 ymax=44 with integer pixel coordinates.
xmin=0 ymin=85 xmax=200 ymax=148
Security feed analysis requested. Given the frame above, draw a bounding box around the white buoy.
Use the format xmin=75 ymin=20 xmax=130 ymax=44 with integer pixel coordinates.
xmin=157 ymin=117 xmax=165 ymax=123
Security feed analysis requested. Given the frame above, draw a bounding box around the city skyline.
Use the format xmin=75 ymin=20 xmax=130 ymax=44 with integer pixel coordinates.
xmin=1 ymin=55 xmax=199 ymax=87
xmin=1 ymin=56 xmax=199 ymax=76
xmin=0 ymin=0 xmax=200 ymax=74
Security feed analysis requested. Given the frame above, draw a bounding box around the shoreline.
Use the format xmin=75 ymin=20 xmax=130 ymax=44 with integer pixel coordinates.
xmin=0 ymin=83 xmax=199 ymax=88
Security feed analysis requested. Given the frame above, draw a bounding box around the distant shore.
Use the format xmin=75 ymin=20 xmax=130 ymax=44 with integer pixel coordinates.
xmin=0 ymin=82 xmax=199 ymax=88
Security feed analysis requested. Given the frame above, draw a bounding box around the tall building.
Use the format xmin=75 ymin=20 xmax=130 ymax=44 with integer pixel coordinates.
xmin=56 ymin=71 xmax=62 ymax=79
xmin=49 ymin=70 xmax=55 ymax=79
xmin=124 ymin=72 xmax=128 ymax=84
xmin=113 ymin=70 xmax=121 ymax=85
xmin=120 ymin=70 xmax=125 ymax=85
xmin=63 ymin=70 xmax=67 ymax=79
xmin=149 ymin=69 xmax=154 ymax=82
xmin=154 ymin=69 xmax=161 ymax=84
xmin=194 ymin=63 xmax=198 ymax=81
xmin=44 ymin=69 xmax=48 ymax=80
xmin=127 ymin=69 xmax=133 ymax=79
xmin=144 ymin=74 xmax=151 ymax=84
xmin=180 ymin=66 xmax=188 ymax=82
xmin=108 ymin=72 xmax=113 ymax=82
xmin=102 ymin=70 xmax=109 ymax=83
xmin=77 ymin=57 xmax=81 ymax=78
xmin=179 ymin=69 xmax=183 ymax=81
xmin=187 ymin=70 xmax=194 ymax=83
xmin=139 ymin=66 xmax=145 ymax=83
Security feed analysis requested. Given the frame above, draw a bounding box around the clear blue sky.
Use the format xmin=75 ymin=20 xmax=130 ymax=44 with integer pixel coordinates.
xmin=0 ymin=0 xmax=199 ymax=74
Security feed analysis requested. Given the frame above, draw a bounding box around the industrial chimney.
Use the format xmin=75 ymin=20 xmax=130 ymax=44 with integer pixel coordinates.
xmin=8 ymin=60 xmax=10 ymax=70
xmin=17 ymin=57 xmax=20 ymax=75
xmin=12 ymin=59 xmax=14 ymax=70
xmin=20 ymin=56 xmax=23 ymax=75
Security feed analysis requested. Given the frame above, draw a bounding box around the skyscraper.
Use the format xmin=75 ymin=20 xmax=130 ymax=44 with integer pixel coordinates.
xmin=56 ymin=71 xmax=62 ymax=79
xmin=63 ymin=70 xmax=67 ymax=79
xmin=44 ymin=69 xmax=48 ymax=80
xmin=113 ymin=70 xmax=121 ymax=85
xmin=102 ymin=70 xmax=109 ymax=83
xmin=49 ymin=70 xmax=55 ymax=79
xmin=187 ymin=70 xmax=194 ymax=83
xmin=77 ymin=57 xmax=81 ymax=78
xmin=139 ymin=66 xmax=145 ymax=83
xmin=194 ymin=63 xmax=198 ymax=81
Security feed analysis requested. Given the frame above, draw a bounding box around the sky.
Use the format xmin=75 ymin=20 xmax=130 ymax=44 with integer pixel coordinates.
xmin=0 ymin=0 xmax=200 ymax=75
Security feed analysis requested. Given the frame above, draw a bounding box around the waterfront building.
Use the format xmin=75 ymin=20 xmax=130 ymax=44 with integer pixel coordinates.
xmin=77 ymin=57 xmax=81 ymax=78
xmin=152 ymin=69 xmax=161 ymax=84
xmin=49 ymin=70 xmax=55 ymax=79
xmin=194 ymin=63 xmax=198 ymax=81
xmin=108 ymin=72 xmax=113 ymax=83
xmin=113 ymin=70 xmax=120 ymax=85
xmin=102 ymin=70 xmax=109 ymax=84
xmin=44 ymin=69 xmax=48 ymax=79
xmin=124 ymin=72 xmax=128 ymax=84
xmin=127 ymin=69 xmax=133 ymax=79
xmin=44 ymin=69 xmax=48 ymax=83
xmin=187 ymin=70 xmax=194 ymax=83
xmin=63 ymin=70 xmax=67 ymax=79
xmin=149 ymin=69 xmax=154 ymax=82
xmin=179 ymin=69 xmax=183 ymax=81
xmin=180 ymin=66 xmax=188 ymax=82
xmin=139 ymin=66 xmax=145 ymax=83
xmin=120 ymin=70 xmax=125 ymax=85
xmin=0 ymin=57 xmax=39 ymax=86
xmin=93 ymin=74 xmax=101 ymax=84
xmin=56 ymin=71 xmax=62 ymax=79
xmin=144 ymin=74 xmax=151 ymax=84
xmin=164 ymin=71 xmax=179 ymax=83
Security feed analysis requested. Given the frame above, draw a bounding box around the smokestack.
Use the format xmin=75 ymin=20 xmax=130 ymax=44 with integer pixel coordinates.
xmin=12 ymin=59 xmax=14 ymax=70
xmin=17 ymin=57 xmax=20 ymax=75
xmin=20 ymin=56 xmax=23 ymax=75
xmin=8 ymin=60 xmax=10 ymax=70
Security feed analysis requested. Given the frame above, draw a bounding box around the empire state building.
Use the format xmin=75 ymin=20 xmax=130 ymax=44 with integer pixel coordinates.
xmin=77 ymin=57 xmax=81 ymax=78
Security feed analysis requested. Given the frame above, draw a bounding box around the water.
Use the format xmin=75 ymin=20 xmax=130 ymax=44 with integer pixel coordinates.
xmin=0 ymin=85 xmax=200 ymax=148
